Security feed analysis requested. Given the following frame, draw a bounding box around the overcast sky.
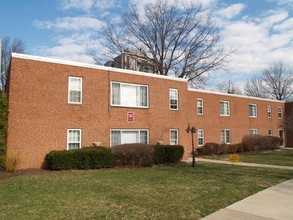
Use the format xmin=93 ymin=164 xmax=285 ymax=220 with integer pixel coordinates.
xmin=1 ymin=0 xmax=292 ymax=90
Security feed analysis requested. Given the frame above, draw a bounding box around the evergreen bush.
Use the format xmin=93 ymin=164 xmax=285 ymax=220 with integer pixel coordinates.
xmin=0 ymin=93 xmax=8 ymax=171
xmin=153 ymin=145 xmax=184 ymax=164
xmin=46 ymin=147 xmax=115 ymax=170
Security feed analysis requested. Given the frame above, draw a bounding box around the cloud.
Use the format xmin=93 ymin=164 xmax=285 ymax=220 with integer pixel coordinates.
xmin=33 ymin=16 xmax=103 ymax=31
xmin=60 ymin=0 xmax=94 ymax=11
xmin=217 ymin=3 xmax=246 ymax=19
xmin=59 ymin=0 xmax=122 ymax=12
xmin=38 ymin=32 xmax=103 ymax=64
xmin=32 ymin=0 xmax=293 ymax=90
xmin=269 ymin=0 xmax=293 ymax=9
xmin=220 ymin=8 xmax=293 ymax=76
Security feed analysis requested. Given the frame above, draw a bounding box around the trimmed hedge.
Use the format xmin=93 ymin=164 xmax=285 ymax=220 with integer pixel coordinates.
xmin=153 ymin=145 xmax=184 ymax=164
xmin=242 ymin=135 xmax=281 ymax=151
xmin=111 ymin=143 xmax=154 ymax=167
xmin=198 ymin=135 xmax=281 ymax=156
xmin=46 ymin=147 xmax=115 ymax=170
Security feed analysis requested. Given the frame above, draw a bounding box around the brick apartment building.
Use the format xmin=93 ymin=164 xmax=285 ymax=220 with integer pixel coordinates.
xmin=6 ymin=53 xmax=292 ymax=169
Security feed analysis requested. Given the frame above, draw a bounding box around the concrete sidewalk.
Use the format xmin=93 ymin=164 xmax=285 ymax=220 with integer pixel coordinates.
xmin=201 ymin=179 xmax=293 ymax=220
xmin=192 ymin=158 xmax=293 ymax=170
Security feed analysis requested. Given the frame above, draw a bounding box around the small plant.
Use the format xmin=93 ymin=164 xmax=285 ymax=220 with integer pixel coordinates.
xmin=6 ymin=151 xmax=21 ymax=172
xmin=229 ymin=153 xmax=240 ymax=163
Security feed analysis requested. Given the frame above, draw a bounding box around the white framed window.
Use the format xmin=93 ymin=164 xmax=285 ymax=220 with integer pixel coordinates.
xmin=197 ymin=129 xmax=204 ymax=147
xmin=267 ymin=106 xmax=271 ymax=118
xmin=249 ymin=104 xmax=257 ymax=117
xmin=170 ymin=129 xmax=179 ymax=145
xmin=197 ymin=98 xmax=203 ymax=115
xmin=169 ymin=89 xmax=178 ymax=110
xmin=277 ymin=107 xmax=282 ymax=119
xmin=110 ymin=129 xmax=149 ymax=146
xmin=67 ymin=129 xmax=81 ymax=150
xmin=268 ymin=129 xmax=272 ymax=136
xmin=220 ymin=129 xmax=231 ymax=144
xmin=111 ymin=82 xmax=148 ymax=108
xmin=249 ymin=129 xmax=258 ymax=135
xmin=220 ymin=101 xmax=230 ymax=116
xmin=68 ymin=77 xmax=82 ymax=104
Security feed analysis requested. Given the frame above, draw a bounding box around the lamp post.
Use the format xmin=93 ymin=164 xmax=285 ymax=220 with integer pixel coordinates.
xmin=186 ymin=123 xmax=197 ymax=167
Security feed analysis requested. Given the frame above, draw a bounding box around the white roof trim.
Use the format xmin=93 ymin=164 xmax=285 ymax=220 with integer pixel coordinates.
xmin=11 ymin=53 xmax=188 ymax=83
xmin=189 ymin=88 xmax=285 ymax=103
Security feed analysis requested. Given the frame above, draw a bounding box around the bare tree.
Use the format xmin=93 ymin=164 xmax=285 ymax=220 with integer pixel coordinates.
xmin=1 ymin=36 xmax=26 ymax=90
xmin=244 ymin=61 xmax=293 ymax=101
xmin=216 ymin=80 xmax=242 ymax=94
xmin=262 ymin=61 xmax=293 ymax=101
xmin=94 ymin=1 xmax=229 ymax=87
xmin=244 ymin=74 xmax=268 ymax=99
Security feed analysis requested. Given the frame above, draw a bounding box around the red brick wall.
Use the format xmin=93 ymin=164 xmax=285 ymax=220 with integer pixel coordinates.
xmin=7 ymin=55 xmax=286 ymax=169
xmin=285 ymin=102 xmax=293 ymax=147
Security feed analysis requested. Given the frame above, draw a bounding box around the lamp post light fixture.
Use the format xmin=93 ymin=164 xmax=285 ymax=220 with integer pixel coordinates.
xmin=186 ymin=123 xmax=197 ymax=167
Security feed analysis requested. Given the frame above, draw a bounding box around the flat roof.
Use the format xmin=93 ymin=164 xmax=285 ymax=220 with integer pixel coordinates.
xmin=11 ymin=53 xmax=188 ymax=83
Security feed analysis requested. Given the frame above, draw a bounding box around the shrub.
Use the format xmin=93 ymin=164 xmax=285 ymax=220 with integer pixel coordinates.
xmin=229 ymin=154 xmax=240 ymax=163
xmin=46 ymin=147 xmax=115 ymax=170
xmin=227 ymin=144 xmax=243 ymax=154
xmin=200 ymin=143 xmax=219 ymax=155
xmin=242 ymin=135 xmax=281 ymax=152
xmin=112 ymin=144 xmax=154 ymax=167
xmin=5 ymin=151 xmax=21 ymax=172
xmin=0 ymin=93 xmax=8 ymax=171
xmin=153 ymin=145 xmax=184 ymax=164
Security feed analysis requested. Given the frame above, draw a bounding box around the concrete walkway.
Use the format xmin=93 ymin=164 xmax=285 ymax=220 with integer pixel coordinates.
xmin=185 ymin=157 xmax=293 ymax=219
xmin=195 ymin=158 xmax=293 ymax=170
xmin=201 ymin=179 xmax=293 ymax=220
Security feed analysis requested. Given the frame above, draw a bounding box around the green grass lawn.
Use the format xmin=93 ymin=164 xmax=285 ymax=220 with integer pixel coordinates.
xmin=1 ymin=163 xmax=293 ymax=220
xmin=201 ymin=149 xmax=293 ymax=166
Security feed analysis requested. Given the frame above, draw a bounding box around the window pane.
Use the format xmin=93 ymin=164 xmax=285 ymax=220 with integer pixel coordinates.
xmin=140 ymin=131 xmax=148 ymax=144
xmin=70 ymin=78 xmax=81 ymax=90
xmin=278 ymin=107 xmax=282 ymax=118
xmin=140 ymin=86 xmax=147 ymax=107
xmin=225 ymin=130 xmax=230 ymax=143
xmin=111 ymin=131 xmax=121 ymax=146
xmin=112 ymin=82 xmax=148 ymax=107
xmin=69 ymin=77 xmax=82 ymax=104
xmin=197 ymin=130 xmax=204 ymax=146
xmin=249 ymin=104 xmax=257 ymax=117
xmin=170 ymin=130 xmax=178 ymax=145
xmin=121 ymin=84 xmax=137 ymax=106
xmin=68 ymin=129 xmax=81 ymax=150
xmin=197 ymin=99 xmax=203 ymax=114
xmin=70 ymin=91 xmax=81 ymax=103
xmin=267 ymin=106 xmax=271 ymax=118
xmin=220 ymin=130 xmax=225 ymax=143
xmin=112 ymin=83 xmax=120 ymax=105
xmin=121 ymin=131 xmax=139 ymax=144
xmin=111 ymin=130 xmax=149 ymax=146
xmin=69 ymin=143 xmax=80 ymax=150
xmin=170 ymin=89 xmax=178 ymax=110
xmin=220 ymin=102 xmax=229 ymax=115
xmin=69 ymin=130 xmax=80 ymax=142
